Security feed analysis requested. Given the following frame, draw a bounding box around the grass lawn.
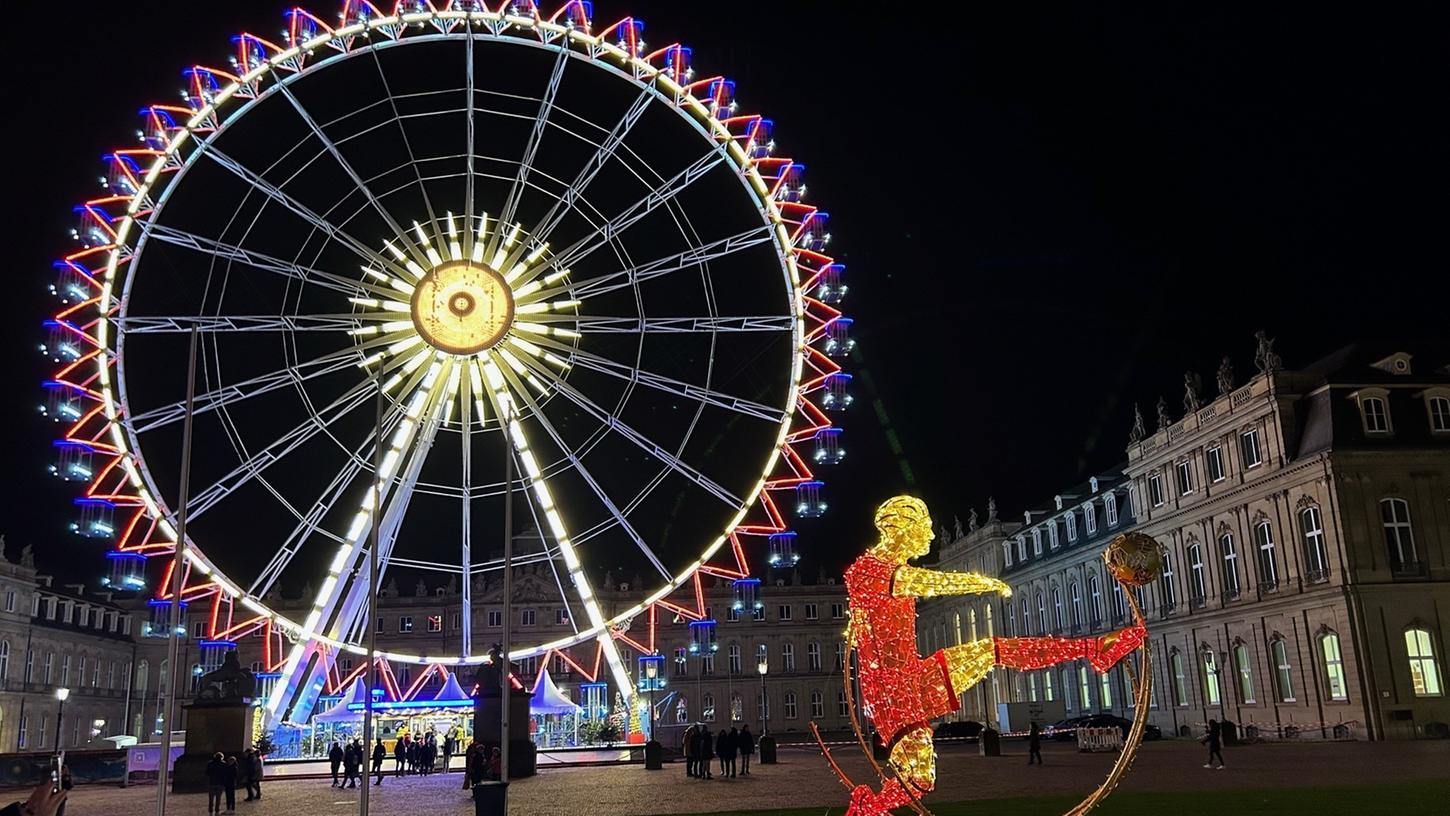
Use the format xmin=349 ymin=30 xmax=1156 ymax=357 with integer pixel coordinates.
xmin=687 ymin=780 xmax=1450 ymax=816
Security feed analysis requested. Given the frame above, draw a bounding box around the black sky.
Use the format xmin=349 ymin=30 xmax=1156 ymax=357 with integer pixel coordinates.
xmin=4 ymin=2 xmax=1446 ymax=588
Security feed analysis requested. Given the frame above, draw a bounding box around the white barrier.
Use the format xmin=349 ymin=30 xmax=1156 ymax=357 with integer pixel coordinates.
xmin=1076 ymin=726 xmax=1123 ymax=753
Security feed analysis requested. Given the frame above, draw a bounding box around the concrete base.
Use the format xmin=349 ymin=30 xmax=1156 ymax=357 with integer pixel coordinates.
xmin=172 ymin=702 xmax=253 ymax=793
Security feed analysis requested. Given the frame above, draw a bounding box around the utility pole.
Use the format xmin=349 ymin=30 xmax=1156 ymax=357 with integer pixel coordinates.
xmin=157 ymin=328 xmax=198 ymax=816
xmin=499 ymin=405 xmax=514 ymax=800
xmin=361 ymin=363 xmax=382 ymax=814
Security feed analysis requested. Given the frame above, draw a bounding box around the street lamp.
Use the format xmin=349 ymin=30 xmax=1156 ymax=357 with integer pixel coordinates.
xmin=755 ymin=648 xmax=768 ymax=736
xmin=637 ymin=655 xmax=667 ymax=771
xmin=54 ymin=688 xmax=70 ymax=751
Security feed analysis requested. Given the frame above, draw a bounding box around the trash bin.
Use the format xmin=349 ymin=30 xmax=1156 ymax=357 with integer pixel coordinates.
xmin=758 ymin=735 xmax=778 ymax=764
xmin=978 ymin=728 xmax=1001 ymax=757
xmin=473 ymin=781 xmax=508 ymax=815
xmin=644 ymin=739 xmax=663 ymax=770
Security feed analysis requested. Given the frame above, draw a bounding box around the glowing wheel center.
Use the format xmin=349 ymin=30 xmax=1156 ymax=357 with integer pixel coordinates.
xmin=409 ymin=262 xmax=514 ymax=355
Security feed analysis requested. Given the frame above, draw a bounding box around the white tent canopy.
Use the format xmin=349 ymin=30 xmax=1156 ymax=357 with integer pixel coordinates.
xmin=313 ymin=678 xmax=368 ymax=723
xmin=530 ymin=669 xmax=580 ymax=715
xmin=433 ymin=673 xmax=472 ymax=705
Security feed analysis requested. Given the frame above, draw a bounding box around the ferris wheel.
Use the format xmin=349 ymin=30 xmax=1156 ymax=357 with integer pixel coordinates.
xmin=42 ymin=0 xmax=851 ymax=724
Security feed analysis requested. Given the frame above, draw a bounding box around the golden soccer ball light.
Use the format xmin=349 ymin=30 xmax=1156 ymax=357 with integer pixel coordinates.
xmin=1104 ymin=531 xmax=1165 ymax=587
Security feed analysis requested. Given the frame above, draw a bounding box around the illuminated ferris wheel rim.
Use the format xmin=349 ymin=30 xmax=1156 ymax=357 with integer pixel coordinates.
xmin=64 ymin=3 xmax=842 ymax=676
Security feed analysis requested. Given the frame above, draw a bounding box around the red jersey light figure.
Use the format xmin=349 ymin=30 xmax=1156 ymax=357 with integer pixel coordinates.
xmin=840 ymin=496 xmax=1146 ymax=815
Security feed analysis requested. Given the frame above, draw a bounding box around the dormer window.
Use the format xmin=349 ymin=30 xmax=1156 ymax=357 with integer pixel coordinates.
xmin=1047 ymin=521 xmax=1060 ymax=549
xmin=1065 ymin=512 xmax=1078 ymax=542
xmin=1054 ymin=495 xmax=1063 ymax=511
xmin=1371 ymin=352 xmax=1412 ymax=375
xmin=1016 ymin=535 xmax=1027 ymax=561
xmin=1090 ymin=477 xmax=1099 ymax=493
xmin=1031 ymin=529 xmax=1043 ymax=556
xmin=1082 ymin=502 xmax=1098 ymax=535
xmin=1003 ymin=541 xmax=1013 ymax=568
xmin=1105 ymin=492 xmax=1119 ymax=526
xmin=1354 ymin=388 xmax=1393 ymax=435
xmin=1424 ymin=390 xmax=1450 ymax=434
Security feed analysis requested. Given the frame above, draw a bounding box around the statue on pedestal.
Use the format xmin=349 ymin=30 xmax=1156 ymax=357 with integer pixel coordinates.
xmin=195 ymin=652 xmax=256 ymax=703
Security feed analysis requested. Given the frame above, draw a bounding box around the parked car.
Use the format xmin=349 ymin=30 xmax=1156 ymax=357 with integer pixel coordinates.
xmin=1046 ymin=716 xmax=1091 ymax=741
xmin=933 ymin=720 xmax=985 ymax=740
xmin=1043 ymin=715 xmax=1162 ymax=741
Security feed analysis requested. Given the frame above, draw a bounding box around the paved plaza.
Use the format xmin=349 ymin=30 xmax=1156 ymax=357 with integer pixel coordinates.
xmin=17 ymin=738 xmax=1449 ymax=815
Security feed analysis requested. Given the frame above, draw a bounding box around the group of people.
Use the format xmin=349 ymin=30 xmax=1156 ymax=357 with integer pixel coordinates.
xmin=327 ymin=738 xmax=381 ymax=787
xmin=203 ymin=749 xmax=264 ymax=814
xmin=681 ymin=723 xmax=755 ymax=780
xmin=460 ymin=742 xmax=504 ymax=788
xmin=391 ymin=731 xmax=454 ymax=777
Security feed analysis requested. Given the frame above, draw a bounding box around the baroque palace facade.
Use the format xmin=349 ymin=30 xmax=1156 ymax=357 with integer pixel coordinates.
xmin=921 ymin=341 xmax=1450 ymax=740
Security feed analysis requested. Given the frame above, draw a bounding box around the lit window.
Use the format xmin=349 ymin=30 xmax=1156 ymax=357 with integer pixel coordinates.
xmin=676 ymin=697 xmax=689 ymax=724
xmin=1234 ymin=643 xmax=1256 ymax=703
xmin=1188 ymin=544 xmax=1206 ymax=602
xmin=1405 ymin=628 xmax=1443 ymax=697
xmin=1255 ymin=521 xmax=1278 ymax=588
xmin=1240 ymin=429 xmax=1262 ymax=468
xmin=1100 ymin=669 xmax=1113 ymax=708
xmin=1202 ymin=649 xmax=1221 ymax=705
xmin=398 ymin=616 xmax=413 ymax=633
xmin=1078 ymin=664 xmax=1093 ymax=711
xmin=1272 ymin=639 xmax=1295 ymax=702
xmin=1301 ymin=506 xmax=1328 ymax=580
xmin=427 ymin=615 xmax=442 ymax=633
xmin=1360 ymin=396 xmax=1390 ymax=434
xmin=1148 ymin=474 xmax=1165 ymax=508
xmin=1170 ymin=651 xmax=1188 ymax=706
xmin=1206 ymin=446 xmax=1226 ymax=482
xmin=1176 ymin=460 xmax=1194 ymax=496
xmin=1380 ymin=498 xmax=1418 ymax=569
xmin=1429 ymin=396 xmax=1450 ymax=433
xmin=702 ymin=692 xmax=716 ymax=722
xmin=1044 ymin=669 xmax=1055 ymax=702
xmin=1320 ymin=633 xmax=1348 ymax=701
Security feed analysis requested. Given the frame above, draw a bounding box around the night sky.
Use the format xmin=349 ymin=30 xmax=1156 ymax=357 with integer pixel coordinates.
xmin=4 ymin=2 xmax=1446 ymax=591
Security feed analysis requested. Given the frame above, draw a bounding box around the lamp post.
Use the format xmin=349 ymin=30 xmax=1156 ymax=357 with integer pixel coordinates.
xmin=53 ymin=688 xmax=70 ymax=751
xmin=637 ymin=655 xmax=666 ymax=770
xmin=756 ymin=650 xmax=776 ymax=764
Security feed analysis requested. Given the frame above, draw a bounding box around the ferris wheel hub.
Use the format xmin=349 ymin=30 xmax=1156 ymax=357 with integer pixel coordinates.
xmin=409 ymin=261 xmax=514 ymax=355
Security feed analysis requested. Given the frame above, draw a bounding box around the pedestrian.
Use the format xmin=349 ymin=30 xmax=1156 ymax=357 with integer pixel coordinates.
xmin=695 ymin=726 xmax=714 ymax=779
xmin=713 ymin=729 xmax=727 ymax=777
xmin=204 ymin=752 xmax=228 ymax=815
xmin=443 ymin=731 xmax=456 ymax=773
xmin=682 ymin=724 xmax=695 ymax=777
xmin=423 ymin=735 xmax=436 ymax=775
xmin=372 ymin=738 xmax=386 ymax=785
xmin=738 ymin=724 xmax=755 ymax=776
xmin=726 ymin=726 xmax=741 ymax=777
xmin=1028 ymin=722 xmax=1043 ymax=765
xmin=393 ymin=735 xmax=407 ymax=778
xmin=407 ymin=736 xmax=419 ymax=775
xmin=343 ymin=740 xmax=360 ymax=788
xmin=720 ymin=728 xmax=738 ymax=778
xmin=246 ymin=748 xmax=263 ymax=801
xmin=1203 ymin=719 xmax=1226 ymax=769
xmin=487 ymin=747 xmax=501 ymax=781
xmin=221 ymin=755 xmax=239 ymax=814
xmin=462 ymin=742 xmax=479 ymax=790
xmin=329 ymin=741 xmax=344 ymax=787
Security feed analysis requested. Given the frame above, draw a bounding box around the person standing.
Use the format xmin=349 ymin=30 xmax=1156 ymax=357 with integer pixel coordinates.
xmin=718 ymin=728 xmax=737 ymax=778
xmin=343 ymin=740 xmax=360 ymax=788
xmin=246 ymin=748 xmax=263 ymax=801
xmin=393 ymin=735 xmax=407 ymax=778
xmin=329 ymin=741 xmax=344 ymax=787
xmin=222 ymin=755 xmax=239 ymax=814
xmin=1027 ymin=722 xmax=1043 ymax=765
xmin=1203 ymin=719 xmax=1226 ymax=769
xmin=696 ymin=726 xmax=714 ymax=780
xmin=372 ymin=738 xmax=386 ymax=785
xmin=443 ymin=731 xmax=456 ymax=773
xmin=682 ymin=724 xmax=695 ymax=778
xmin=204 ymin=753 xmax=228 ymax=816
xmin=738 ymin=724 xmax=755 ymax=776
xmin=461 ymin=742 xmax=478 ymax=790
xmin=726 ymin=726 xmax=742 ymax=777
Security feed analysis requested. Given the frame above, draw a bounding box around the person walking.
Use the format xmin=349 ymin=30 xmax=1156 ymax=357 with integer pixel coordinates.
xmin=1203 ymin=719 xmax=1226 ymax=769
xmin=393 ymin=735 xmax=407 ymax=778
xmin=738 ymin=724 xmax=755 ymax=776
xmin=372 ymin=738 xmax=386 ymax=785
xmin=246 ymin=748 xmax=263 ymax=801
xmin=443 ymin=732 xmax=456 ymax=773
xmin=204 ymin=753 xmax=228 ymax=816
xmin=681 ymin=724 xmax=695 ymax=778
xmin=1027 ymin=722 xmax=1043 ymax=765
xmin=343 ymin=740 xmax=360 ymax=788
xmin=328 ymin=741 xmax=344 ymax=787
xmin=222 ymin=755 xmax=239 ymax=814
xmin=408 ymin=736 xmax=420 ymax=775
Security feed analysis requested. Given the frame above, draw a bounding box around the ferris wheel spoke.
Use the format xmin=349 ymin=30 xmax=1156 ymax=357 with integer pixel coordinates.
xmin=547 ymin=147 xmax=730 ymax=272
xmin=519 ymin=333 xmax=786 ymax=424
xmin=524 ymin=83 xmax=655 ymax=258
xmin=111 ymin=314 xmax=404 ymax=334
xmin=524 ymin=314 xmax=795 ymax=334
xmin=507 ymin=352 xmax=744 ymax=509
xmin=494 ymin=359 xmax=673 ymax=582
xmin=189 ymin=141 xmax=404 ymax=276
xmin=366 ymin=42 xmax=442 ymax=241
xmin=494 ymin=42 xmax=570 ymax=242
xmin=271 ymin=78 xmax=427 ymax=265
xmin=524 ymin=223 xmax=777 ymax=303
xmin=127 ymin=334 xmax=399 ymax=434
xmin=142 ymin=222 xmax=396 ymax=301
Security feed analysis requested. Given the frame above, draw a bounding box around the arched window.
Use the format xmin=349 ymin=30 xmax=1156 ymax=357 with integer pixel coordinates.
xmin=157 ymin=659 xmax=169 ymax=694
xmin=1100 ymin=668 xmax=1113 ymax=708
xmin=729 ymin=693 xmax=743 ymax=722
xmin=1111 ymin=582 xmax=1125 ymax=620
xmin=0 ymin=641 xmax=8 ymax=682
xmin=1320 ymin=632 xmax=1348 ymax=701
xmin=1088 ymin=573 xmax=1103 ymax=623
xmin=1271 ymin=639 xmax=1295 ymax=702
xmin=728 ymin=644 xmax=741 ymax=675
xmin=810 ymin=689 xmax=824 ymax=718
xmin=807 ymin=642 xmax=821 ymax=672
xmin=1170 ymin=651 xmax=1188 ymax=706
xmin=783 ymin=691 xmax=798 ymax=719
xmin=1003 ymin=541 xmax=1013 ymax=568
xmin=781 ymin=642 xmax=795 ymax=672
xmin=1254 ymin=521 xmax=1278 ymax=588
xmin=1160 ymin=553 xmax=1177 ymax=609
xmin=135 ymin=660 xmax=149 ymax=695
xmin=1220 ymin=532 xmax=1241 ymax=598
xmin=1405 ymin=629 xmax=1443 ymax=697
xmin=1069 ymin=583 xmax=1082 ymax=629
xmin=1043 ymin=668 xmax=1055 ymax=701
xmin=1031 ymin=529 xmax=1042 ymax=556
xmin=1035 ymin=592 xmax=1046 ymax=633
xmin=1300 ymin=505 xmax=1328 ymax=581
xmin=1201 ymin=648 xmax=1221 ymax=705
xmin=1051 ymin=587 xmax=1063 ymax=631
xmin=702 ymin=692 xmax=716 ymax=722
xmin=1019 ymin=599 xmax=1029 ymax=635
xmin=675 ymin=696 xmax=689 ymax=724
xmin=1065 ymin=512 xmax=1078 ymax=542
xmin=1078 ymin=664 xmax=1092 ymax=711
xmin=1380 ymin=498 xmax=1417 ymax=569
xmin=1188 ymin=543 xmax=1207 ymax=603
xmin=1233 ymin=642 xmax=1256 ymax=703
xmin=968 ymin=608 xmax=978 ymax=641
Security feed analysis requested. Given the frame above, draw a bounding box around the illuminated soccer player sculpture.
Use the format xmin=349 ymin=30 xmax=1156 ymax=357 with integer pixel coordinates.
xmin=839 ymin=496 xmax=1148 ymax=815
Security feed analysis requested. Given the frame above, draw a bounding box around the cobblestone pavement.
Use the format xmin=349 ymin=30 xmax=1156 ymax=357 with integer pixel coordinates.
xmin=22 ymin=739 xmax=1450 ymax=815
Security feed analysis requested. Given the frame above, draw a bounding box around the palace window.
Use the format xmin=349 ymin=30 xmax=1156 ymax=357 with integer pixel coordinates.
xmin=1188 ymin=544 xmax=1206 ymax=602
xmin=1111 ymin=583 xmax=1125 ymax=620
xmin=1078 ymin=664 xmax=1093 ymax=711
xmin=782 ymin=642 xmax=796 ymax=671
xmin=1100 ymin=668 xmax=1113 ymax=708
xmin=1088 ymin=573 xmax=1103 ymax=623
xmin=811 ymin=689 xmax=825 ymax=718
xmin=835 ymin=641 xmax=846 ymax=671
xmin=1065 ymin=512 xmax=1077 ymax=542
xmin=427 ymin=615 xmax=442 ymax=633
xmin=1047 ymin=521 xmax=1060 ymax=549
xmin=1017 ymin=536 xmax=1028 ymax=561
xmin=556 ymin=608 xmax=569 ymax=625
xmin=398 ymin=616 xmax=413 ymax=633
xmin=521 ymin=609 xmax=536 ymax=627
xmin=1105 ymin=492 xmax=1119 ymax=527
xmin=1176 ymin=460 xmax=1194 ymax=496
xmin=1003 ymin=541 xmax=1013 ymax=568
xmin=1255 ymin=521 xmax=1279 ymax=588
xmin=1359 ymin=395 xmax=1391 ymax=434
xmin=1051 ymin=587 xmax=1063 ymax=631
xmin=1206 ymin=445 xmax=1226 ymax=482
xmin=1272 ymin=638 xmax=1295 ymax=702
xmin=1240 ymin=428 xmax=1262 ymax=468
xmin=1031 ymin=529 xmax=1042 ymax=556
xmin=784 ymin=691 xmax=798 ymax=719
xmin=805 ymin=603 xmax=818 ymax=620
xmin=1069 ymin=583 xmax=1083 ymax=629
xmin=1380 ymin=498 xmax=1418 ymax=569
xmin=838 ymin=689 xmax=850 ymax=716
xmin=1202 ymin=648 xmax=1221 ymax=705
xmin=1148 ymin=474 xmax=1165 ymax=508
xmin=1036 ymin=592 xmax=1047 ymax=633
xmin=1301 ymin=506 xmax=1328 ymax=580
xmin=1429 ymin=396 xmax=1450 ymax=433
xmin=1220 ymin=533 xmax=1241 ymax=597
xmin=728 ymin=644 xmax=741 ymax=675
xmin=1405 ymin=628 xmax=1443 ymax=697
xmin=0 ymin=641 xmax=8 ymax=682
xmin=487 ymin=610 xmax=502 ymax=627
xmin=1044 ymin=669 xmax=1055 ymax=701
xmin=702 ymin=692 xmax=717 ymax=722
xmin=1320 ymin=632 xmax=1348 ymax=701
xmin=1083 ymin=502 xmax=1098 ymax=535
xmin=808 ymin=642 xmax=822 ymax=672
xmin=1170 ymin=651 xmax=1188 ymax=706
xmin=1160 ymin=553 xmax=1177 ymax=609
xmin=831 ymin=603 xmax=845 ymax=619
xmin=676 ymin=697 xmax=689 ymax=724
xmin=1234 ymin=643 xmax=1256 ymax=703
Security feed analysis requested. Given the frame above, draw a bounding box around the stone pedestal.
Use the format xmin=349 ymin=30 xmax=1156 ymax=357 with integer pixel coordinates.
xmin=171 ymin=701 xmax=254 ymax=793
xmin=473 ymin=688 xmax=536 ymax=778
